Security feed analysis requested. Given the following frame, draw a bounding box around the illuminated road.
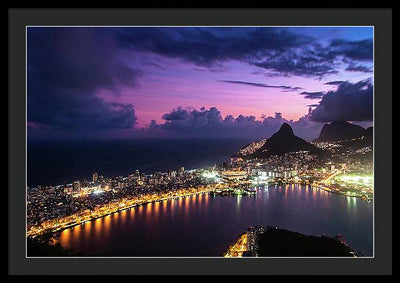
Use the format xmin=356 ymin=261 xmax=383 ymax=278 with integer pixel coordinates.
xmin=27 ymin=184 xmax=227 ymax=237
xmin=224 ymin=233 xmax=248 ymax=257
xmin=323 ymin=165 xmax=344 ymax=182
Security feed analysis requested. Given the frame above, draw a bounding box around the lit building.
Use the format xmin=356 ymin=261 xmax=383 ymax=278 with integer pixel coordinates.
xmin=221 ymin=170 xmax=248 ymax=180
xmin=72 ymin=181 xmax=80 ymax=192
xmin=178 ymin=167 xmax=185 ymax=177
xmin=92 ymin=172 xmax=98 ymax=184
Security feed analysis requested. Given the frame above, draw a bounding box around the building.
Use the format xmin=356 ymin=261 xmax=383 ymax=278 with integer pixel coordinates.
xmin=221 ymin=170 xmax=248 ymax=180
xmin=168 ymin=170 xmax=177 ymax=179
xmin=135 ymin=170 xmax=140 ymax=180
xmin=92 ymin=173 xmax=98 ymax=184
xmin=246 ymin=227 xmax=256 ymax=252
xmin=107 ymin=181 xmax=114 ymax=190
xmin=178 ymin=167 xmax=185 ymax=177
xmin=72 ymin=181 xmax=81 ymax=193
xmin=64 ymin=186 xmax=73 ymax=194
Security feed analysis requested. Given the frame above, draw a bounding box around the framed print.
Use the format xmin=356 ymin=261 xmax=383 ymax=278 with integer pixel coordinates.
xmin=8 ymin=6 xmax=393 ymax=276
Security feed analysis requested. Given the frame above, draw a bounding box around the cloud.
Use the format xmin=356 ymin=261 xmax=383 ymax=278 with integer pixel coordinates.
xmin=310 ymin=79 xmax=373 ymax=122
xmin=324 ymin=81 xmax=345 ymax=85
xmin=253 ymin=50 xmax=339 ymax=78
xmin=114 ymin=27 xmax=311 ymax=67
xmin=147 ymin=62 xmax=166 ymax=70
xmin=148 ymin=106 xmax=323 ymax=141
xmin=300 ymin=91 xmax=325 ymax=99
xmin=329 ymin=39 xmax=373 ymax=61
xmin=27 ymin=27 xmax=139 ymax=132
xmin=345 ymin=64 xmax=373 ymax=73
xmin=253 ymin=39 xmax=373 ymax=78
xmin=112 ymin=28 xmax=372 ymax=79
xmin=28 ymin=83 xmax=137 ymax=131
xmin=218 ymin=80 xmax=303 ymax=91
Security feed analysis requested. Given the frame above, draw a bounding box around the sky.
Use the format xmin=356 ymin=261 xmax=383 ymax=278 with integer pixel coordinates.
xmin=27 ymin=26 xmax=373 ymax=141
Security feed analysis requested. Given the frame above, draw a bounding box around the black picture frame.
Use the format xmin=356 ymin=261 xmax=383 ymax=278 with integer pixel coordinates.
xmin=8 ymin=6 xmax=393 ymax=275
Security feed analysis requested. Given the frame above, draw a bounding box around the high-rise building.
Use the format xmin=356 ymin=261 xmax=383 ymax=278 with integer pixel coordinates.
xmin=135 ymin=170 xmax=140 ymax=180
xmin=178 ymin=167 xmax=185 ymax=177
xmin=168 ymin=170 xmax=177 ymax=179
xmin=72 ymin=181 xmax=81 ymax=192
xmin=92 ymin=173 xmax=98 ymax=184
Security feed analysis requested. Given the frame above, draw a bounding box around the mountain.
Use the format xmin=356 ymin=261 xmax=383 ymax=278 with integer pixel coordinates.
xmin=233 ymin=138 xmax=267 ymax=157
xmin=364 ymin=126 xmax=373 ymax=144
xmin=314 ymin=121 xmax=365 ymax=142
xmin=339 ymin=126 xmax=373 ymax=149
xmin=249 ymin=123 xmax=323 ymax=159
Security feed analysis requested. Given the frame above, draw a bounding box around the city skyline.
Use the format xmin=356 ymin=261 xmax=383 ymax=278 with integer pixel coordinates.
xmin=27 ymin=26 xmax=373 ymax=141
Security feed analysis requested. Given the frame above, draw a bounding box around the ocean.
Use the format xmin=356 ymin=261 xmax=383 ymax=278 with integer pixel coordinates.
xmin=56 ymin=185 xmax=373 ymax=256
xmin=27 ymin=138 xmax=254 ymax=187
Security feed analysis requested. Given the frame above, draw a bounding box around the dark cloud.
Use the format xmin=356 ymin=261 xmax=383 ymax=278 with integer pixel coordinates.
xmin=345 ymin=64 xmax=373 ymax=73
xmin=193 ymin=65 xmax=228 ymax=73
xmin=27 ymin=27 xmax=139 ymax=132
xmin=218 ymin=80 xmax=303 ymax=91
xmin=324 ymin=81 xmax=345 ymax=85
xmin=148 ymin=106 xmax=323 ymax=141
xmin=300 ymin=91 xmax=325 ymax=99
xmin=28 ymin=81 xmax=137 ymax=131
xmin=249 ymin=39 xmax=371 ymax=78
xmin=329 ymin=39 xmax=373 ymax=61
xmin=147 ymin=62 xmax=166 ymax=70
xmin=112 ymin=28 xmax=372 ymax=78
xmin=310 ymin=79 xmax=373 ymax=122
xmin=113 ymin=27 xmax=311 ymax=67
xmin=162 ymin=107 xmax=191 ymax=121
xmin=253 ymin=50 xmax=339 ymax=78
xmin=160 ymin=107 xmax=224 ymax=130
xmin=246 ymin=39 xmax=372 ymax=78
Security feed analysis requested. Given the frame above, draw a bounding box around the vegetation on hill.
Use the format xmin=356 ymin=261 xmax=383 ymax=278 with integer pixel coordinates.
xmin=27 ymin=234 xmax=83 ymax=256
xmin=257 ymin=228 xmax=353 ymax=257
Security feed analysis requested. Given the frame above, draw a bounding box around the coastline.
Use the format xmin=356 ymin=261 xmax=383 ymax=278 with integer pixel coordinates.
xmin=27 ymin=185 xmax=223 ymax=237
xmin=28 ymin=180 xmax=372 ymax=238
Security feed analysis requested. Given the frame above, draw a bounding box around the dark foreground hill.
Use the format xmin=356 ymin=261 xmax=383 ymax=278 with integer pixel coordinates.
xmin=250 ymin=123 xmax=323 ymax=159
xmin=337 ymin=126 xmax=373 ymax=153
xmin=314 ymin=121 xmax=366 ymax=142
xmin=257 ymin=228 xmax=353 ymax=257
xmin=27 ymin=235 xmax=83 ymax=256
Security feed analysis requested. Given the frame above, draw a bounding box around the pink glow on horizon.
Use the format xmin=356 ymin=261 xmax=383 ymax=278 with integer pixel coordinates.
xmin=96 ymin=54 xmax=371 ymax=128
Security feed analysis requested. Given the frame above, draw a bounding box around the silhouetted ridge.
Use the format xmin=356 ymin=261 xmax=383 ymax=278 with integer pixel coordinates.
xmin=314 ymin=121 xmax=365 ymax=142
xmin=338 ymin=126 xmax=373 ymax=150
xmin=278 ymin=123 xmax=294 ymax=136
xmin=364 ymin=127 xmax=373 ymax=143
xmin=250 ymin=123 xmax=323 ymax=158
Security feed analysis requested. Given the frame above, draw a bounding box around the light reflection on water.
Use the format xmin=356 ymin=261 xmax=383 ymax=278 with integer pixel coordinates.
xmin=57 ymin=185 xmax=373 ymax=257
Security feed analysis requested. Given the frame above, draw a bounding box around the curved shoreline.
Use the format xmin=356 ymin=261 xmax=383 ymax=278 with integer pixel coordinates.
xmin=28 ymin=181 xmax=372 ymax=238
xmin=27 ymin=187 xmax=220 ymax=237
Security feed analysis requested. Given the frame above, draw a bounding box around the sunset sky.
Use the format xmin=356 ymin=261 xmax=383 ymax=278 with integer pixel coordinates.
xmin=27 ymin=27 xmax=373 ymax=140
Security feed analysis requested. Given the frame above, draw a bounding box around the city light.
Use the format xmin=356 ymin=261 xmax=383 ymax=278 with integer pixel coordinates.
xmin=202 ymin=171 xmax=218 ymax=179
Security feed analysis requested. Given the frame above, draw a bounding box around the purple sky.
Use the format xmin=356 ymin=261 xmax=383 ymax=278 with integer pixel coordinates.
xmin=27 ymin=27 xmax=373 ymax=141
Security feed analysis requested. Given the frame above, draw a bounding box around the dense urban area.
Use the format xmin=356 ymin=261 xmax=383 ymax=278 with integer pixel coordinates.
xmin=27 ymin=123 xmax=373 ymax=257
